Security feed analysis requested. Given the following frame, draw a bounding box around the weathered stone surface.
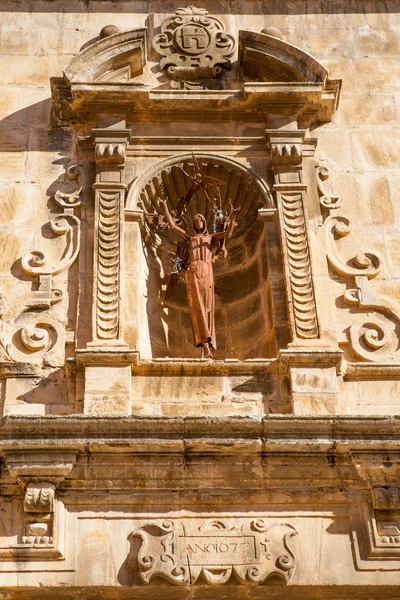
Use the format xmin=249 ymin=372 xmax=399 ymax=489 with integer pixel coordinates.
xmin=1 ymin=0 xmax=400 ymax=595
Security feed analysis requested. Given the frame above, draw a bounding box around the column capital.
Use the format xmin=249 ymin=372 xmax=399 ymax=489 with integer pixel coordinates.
xmin=265 ymin=129 xmax=306 ymax=168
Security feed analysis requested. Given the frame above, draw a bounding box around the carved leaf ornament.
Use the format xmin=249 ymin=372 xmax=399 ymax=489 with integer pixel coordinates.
xmin=132 ymin=518 xmax=297 ymax=586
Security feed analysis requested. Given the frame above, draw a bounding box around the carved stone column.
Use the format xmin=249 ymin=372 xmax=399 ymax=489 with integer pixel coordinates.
xmin=266 ymin=123 xmax=341 ymax=414
xmin=265 ymin=126 xmax=319 ymax=344
xmin=89 ymin=126 xmax=131 ymax=348
xmin=80 ymin=125 xmax=133 ymax=416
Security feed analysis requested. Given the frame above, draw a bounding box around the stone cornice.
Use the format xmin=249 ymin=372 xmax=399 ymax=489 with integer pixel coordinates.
xmin=1 ymin=416 xmax=400 ymax=453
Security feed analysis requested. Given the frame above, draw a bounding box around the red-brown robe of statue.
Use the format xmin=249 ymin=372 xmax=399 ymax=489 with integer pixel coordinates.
xmin=186 ymin=232 xmax=216 ymax=350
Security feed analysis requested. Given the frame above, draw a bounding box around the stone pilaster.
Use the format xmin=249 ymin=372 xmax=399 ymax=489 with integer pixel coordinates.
xmin=265 ymin=126 xmax=320 ymax=344
xmin=89 ymin=126 xmax=131 ymax=348
xmin=82 ymin=125 xmax=133 ymax=415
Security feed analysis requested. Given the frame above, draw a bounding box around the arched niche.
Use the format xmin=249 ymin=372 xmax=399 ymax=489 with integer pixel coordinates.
xmin=126 ymin=154 xmax=277 ymax=360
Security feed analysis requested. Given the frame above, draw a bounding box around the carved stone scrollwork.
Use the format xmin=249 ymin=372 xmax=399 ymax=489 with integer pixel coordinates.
xmin=0 ymin=166 xmax=81 ymax=364
xmin=21 ymin=164 xmax=81 ymax=310
xmin=131 ymin=518 xmax=297 ymax=586
xmin=321 ymin=160 xmax=400 ymax=362
xmin=316 ymin=163 xmax=342 ymax=212
xmin=153 ymin=6 xmax=235 ymax=89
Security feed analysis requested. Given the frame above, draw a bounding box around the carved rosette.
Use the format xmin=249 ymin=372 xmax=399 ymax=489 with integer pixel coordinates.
xmin=131 ymin=518 xmax=297 ymax=586
xmin=266 ymin=129 xmax=319 ymax=341
xmin=90 ymin=129 xmax=131 ymax=347
xmin=153 ymin=6 xmax=235 ymax=89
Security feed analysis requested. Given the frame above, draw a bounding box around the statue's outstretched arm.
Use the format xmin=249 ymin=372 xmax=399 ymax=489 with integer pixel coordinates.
xmin=159 ymin=198 xmax=189 ymax=240
xmin=213 ymin=217 xmax=237 ymax=240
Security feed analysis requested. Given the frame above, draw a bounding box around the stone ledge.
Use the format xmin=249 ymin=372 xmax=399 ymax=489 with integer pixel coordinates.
xmin=1 ymin=416 xmax=400 ymax=452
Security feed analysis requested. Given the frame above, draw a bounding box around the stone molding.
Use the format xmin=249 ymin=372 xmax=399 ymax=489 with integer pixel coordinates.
xmin=1 ymin=415 xmax=400 ymax=451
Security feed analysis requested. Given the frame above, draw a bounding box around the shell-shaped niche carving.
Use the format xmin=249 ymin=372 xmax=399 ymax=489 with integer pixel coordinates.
xmin=133 ymin=154 xmax=276 ymax=360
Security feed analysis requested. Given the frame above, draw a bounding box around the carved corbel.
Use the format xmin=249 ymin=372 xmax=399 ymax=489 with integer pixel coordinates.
xmin=266 ymin=128 xmax=319 ymax=342
xmin=22 ymin=483 xmax=55 ymax=544
xmin=321 ymin=161 xmax=400 ymax=363
xmin=3 ymin=450 xmax=76 ymax=554
xmin=87 ymin=127 xmax=131 ymax=347
xmin=351 ymin=452 xmax=400 ymax=561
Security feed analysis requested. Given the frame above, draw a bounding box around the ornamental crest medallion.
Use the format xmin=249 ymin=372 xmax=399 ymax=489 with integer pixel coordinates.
xmin=152 ymin=6 xmax=235 ymax=89
xmin=131 ymin=518 xmax=297 ymax=585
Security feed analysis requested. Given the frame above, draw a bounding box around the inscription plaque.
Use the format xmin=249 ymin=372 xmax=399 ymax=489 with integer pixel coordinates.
xmin=131 ymin=518 xmax=297 ymax=586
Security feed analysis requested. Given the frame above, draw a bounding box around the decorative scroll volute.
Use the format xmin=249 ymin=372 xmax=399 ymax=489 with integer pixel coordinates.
xmin=0 ymin=166 xmax=81 ymax=365
xmin=320 ymin=160 xmax=400 ymax=363
xmin=21 ymin=164 xmax=81 ymax=309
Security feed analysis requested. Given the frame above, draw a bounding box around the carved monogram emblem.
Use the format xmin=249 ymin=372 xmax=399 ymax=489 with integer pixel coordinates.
xmin=152 ymin=6 xmax=235 ymax=89
xmin=131 ymin=518 xmax=297 ymax=585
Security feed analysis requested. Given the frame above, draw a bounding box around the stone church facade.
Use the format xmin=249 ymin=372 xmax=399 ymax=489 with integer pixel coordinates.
xmin=1 ymin=1 xmax=400 ymax=597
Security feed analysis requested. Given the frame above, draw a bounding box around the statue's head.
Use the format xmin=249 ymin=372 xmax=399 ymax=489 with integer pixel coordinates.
xmin=193 ymin=214 xmax=207 ymax=234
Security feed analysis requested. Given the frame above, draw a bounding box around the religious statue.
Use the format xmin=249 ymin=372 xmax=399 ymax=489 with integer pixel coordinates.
xmin=159 ymin=191 xmax=237 ymax=358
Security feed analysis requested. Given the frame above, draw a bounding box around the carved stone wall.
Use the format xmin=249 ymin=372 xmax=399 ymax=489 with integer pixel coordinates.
xmin=1 ymin=0 xmax=400 ymax=597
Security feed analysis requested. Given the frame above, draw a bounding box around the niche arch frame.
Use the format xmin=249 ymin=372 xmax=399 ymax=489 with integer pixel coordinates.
xmin=126 ymin=153 xmax=279 ymax=360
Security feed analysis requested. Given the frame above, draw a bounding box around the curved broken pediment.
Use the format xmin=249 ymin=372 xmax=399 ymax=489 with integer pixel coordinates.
xmin=64 ymin=28 xmax=147 ymax=84
xmin=51 ymin=19 xmax=340 ymax=126
xmin=239 ymin=30 xmax=328 ymax=84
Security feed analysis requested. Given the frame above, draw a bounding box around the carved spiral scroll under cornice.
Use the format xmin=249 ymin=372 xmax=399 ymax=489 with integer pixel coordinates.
xmin=321 ymin=161 xmax=400 ymax=363
xmin=316 ymin=163 xmax=342 ymax=213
